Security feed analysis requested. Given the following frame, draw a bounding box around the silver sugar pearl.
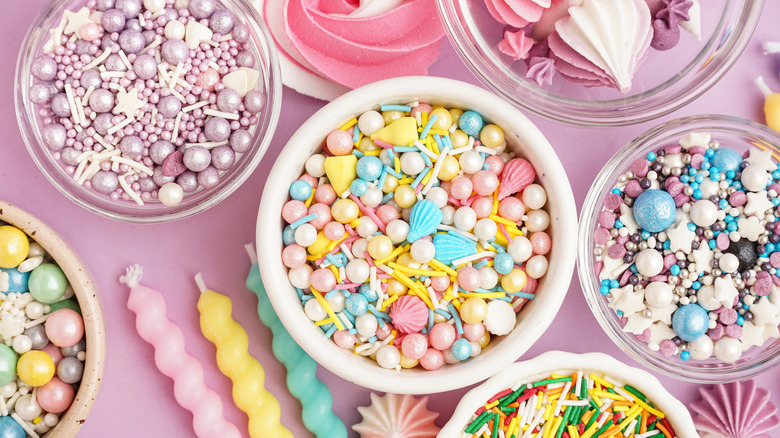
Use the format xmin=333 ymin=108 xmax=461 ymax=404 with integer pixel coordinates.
xmin=50 ymin=93 xmax=72 ymax=118
xmin=61 ymin=339 xmax=87 ymax=357
xmin=759 ymin=235 xmax=769 ymax=245
xmin=61 ymin=147 xmax=80 ymax=166
xmin=31 ymin=56 xmax=58 ymax=81
xmin=209 ymin=9 xmax=235 ymax=34
xmin=643 ymin=309 xmax=652 ymax=318
xmin=104 ymin=53 xmax=128 ymax=72
xmin=204 ymin=117 xmax=231 ymax=142
xmin=703 ymin=229 xmax=714 ymax=240
xmin=28 ymin=84 xmax=52 ymax=105
xmin=150 ymin=140 xmax=175 ymax=165
xmin=119 ymin=135 xmax=145 ymax=160
xmin=229 ymin=129 xmax=252 ymax=153
xmin=24 ymin=325 xmax=48 ymax=350
xmin=243 ymin=90 xmax=265 ymax=114
xmin=216 ymin=88 xmax=242 ymax=113
xmin=89 ymin=89 xmax=115 ymax=113
xmin=133 ymin=54 xmax=158 ymax=80
xmin=101 ymin=8 xmax=126 ymax=33
xmin=593 ymin=247 xmax=603 ymax=256
xmin=157 ymin=95 xmax=182 ymax=118
xmin=210 ymin=145 xmax=235 ymax=171
xmin=197 ymin=166 xmax=220 ymax=189
xmin=161 ymin=39 xmax=189 ymax=65
xmin=42 ymin=123 xmax=67 ymax=151
xmin=671 ymin=167 xmax=682 ymax=177
xmin=91 ymin=170 xmax=119 ymax=194
xmin=57 ymin=357 xmax=84 ymax=385
xmin=177 ymin=170 xmax=199 ymax=192
xmin=115 ymin=0 xmax=142 ymax=18
xmin=684 ymin=186 xmax=694 ymax=196
xmin=119 ymin=29 xmax=145 ymax=53
xmin=80 ymin=69 xmax=103 ymax=89
xmin=94 ymin=113 xmax=114 ymax=135
xmin=188 ymin=0 xmax=215 ymax=18
xmin=183 ymin=146 xmax=211 ymax=172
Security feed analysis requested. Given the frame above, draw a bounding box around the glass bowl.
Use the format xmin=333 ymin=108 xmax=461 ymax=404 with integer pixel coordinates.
xmin=15 ymin=0 xmax=281 ymax=223
xmin=256 ymin=76 xmax=577 ymax=394
xmin=436 ymin=0 xmax=763 ymax=126
xmin=578 ymin=115 xmax=780 ymax=383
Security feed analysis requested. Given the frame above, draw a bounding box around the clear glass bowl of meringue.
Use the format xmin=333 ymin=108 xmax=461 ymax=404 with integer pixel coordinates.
xmin=436 ymin=0 xmax=763 ymax=126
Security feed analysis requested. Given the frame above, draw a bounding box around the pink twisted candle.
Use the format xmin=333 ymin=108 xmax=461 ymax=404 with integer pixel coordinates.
xmin=120 ymin=265 xmax=241 ymax=438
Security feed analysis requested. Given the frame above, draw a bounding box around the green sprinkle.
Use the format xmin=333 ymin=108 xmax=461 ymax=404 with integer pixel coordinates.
xmin=586 ymin=409 xmax=599 ymax=429
xmin=595 ymin=419 xmax=613 ymax=437
xmin=580 ymin=378 xmax=588 ymax=399
xmin=623 ymin=384 xmax=649 ymax=403
xmin=492 ymin=413 xmax=499 ymax=437
xmin=465 ymin=409 xmax=492 ymax=434
xmin=531 ymin=377 xmax=572 ymax=388
xmin=588 ymin=399 xmax=599 ymax=411
xmin=499 ymin=386 xmax=527 ymax=407
xmin=556 ymin=407 xmax=572 ymax=438
xmin=500 ymin=406 xmax=516 ymax=414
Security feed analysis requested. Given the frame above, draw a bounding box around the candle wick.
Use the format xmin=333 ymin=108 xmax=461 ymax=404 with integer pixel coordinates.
xmin=119 ymin=264 xmax=144 ymax=288
xmin=194 ymin=272 xmax=208 ymax=294
xmin=244 ymin=243 xmax=257 ymax=264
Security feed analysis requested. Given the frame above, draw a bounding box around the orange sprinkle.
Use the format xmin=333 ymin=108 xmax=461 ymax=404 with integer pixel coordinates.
xmin=612 ymin=401 xmax=633 ymax=407
xmin=508 ymin=402 xmax=520 ymax=408
xmin=657 ymin=422 xmax=673 ymax=438
xmin=598 ymin=425 xmax=620 ymax=438
xmin=547 ymin=387 xmax=564 ymax=396
xmin=640 ymin=410 xmax=648 ymax=434
xmin=582 ymin=410 xmax=594 ymax=425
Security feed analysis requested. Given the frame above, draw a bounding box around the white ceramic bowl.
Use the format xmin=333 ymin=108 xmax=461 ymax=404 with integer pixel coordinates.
xmin=256 ymin=76 xmax=577 ymax=394
xmin=440 ymin=351 xmax=698 ymax=437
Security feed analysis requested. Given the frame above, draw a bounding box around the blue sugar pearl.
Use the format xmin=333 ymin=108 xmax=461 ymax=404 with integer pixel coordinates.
xmin=493 ymin=252 xmax=514 ymax=275
xmin=609 ymin=280 xmax=619 ymax=289
xmin=458 ymin=111 xmax=484 ymax=137
xmin=694 ymin=174 xmax=704 ymax=183
xmin=615 ymin=220 xmax=624 ymax=229
xmin=611 ymin=189 xmax=622 ymax=195
xmin=359 ymin=283 xmax=378 ymax=302
xmin=701 ymin=162 xmax=711 ymax=170
xmin=737 ymin=316 xmax=745 ymax=326
xmin=289 ymin=180 xmax=312 ymax=201
xmin=451 ymin=338 xmax=472 ymax=361
xmin=630 ymin=265 xmax=638 ymax=273
xmin=632 ymin=190 xmax=677 ymax=232
xmin=680 ymin=175 xmax=690 ymax=183
xmin=680 ymin=351 xmax=690 ymax=361
xmin=600 ymin=286 xmax=610 ymax=295
xmin=356 ymin=155 xmax=383 ymax=181
xmin=0 ymin=268 xmax=30 ymax=293
xmin=727 ymin=170 xmax=737 ymax=179
xmin=282 ymin=226 xmax=296 ymax=246
xmin=0 ymin=416 xmax=25 ymax=438
xmin=719 ymin=199 xmax=729 ymax=209
xmin=616 ymin=310 xmax=624 ymax=317
xmin=711 ymin=148 xmax=743 ymax=173
xmin=687 ymin=223 xmax=697 ymax=231
xmin=663 ymin=241 xmax=671 ymax=249
xmin=672 ymin=303 xmax=709 ymax=342
xmin=646 ymin=152 xmax=656 ymax=161
xmin=709 ymin=240 xmax=717 ymax=249
xmin=641 ymin=231 xmax=651 ymax=240
xmin=692 ymin=281 xmax=702 ymax=290
xmin=670 ymin=265 xmax=681 ymax=275
xmin=601 ymin=279 xmax=610 ymax=286
xmin=345 ymin=293 xmax=368 ymax=316
xmin=693 ymin=189 xmax=702 ymax=199
xmin=350 ymin=179 xmax=368 ymax=197
xmin=705 ymin=148 xmax=715 ymax=158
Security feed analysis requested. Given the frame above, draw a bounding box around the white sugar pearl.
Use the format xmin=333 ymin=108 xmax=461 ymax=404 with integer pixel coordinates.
xmin=304 ymin=154 xmax=326 ymax=178
xmin=356 ymin=219 xmax=378 ymax=238
xmin=400 ymin=152 xmax=425 ymax=176
xmin=688 ymin=334 xmax=714 ymax=360
xmin=27 ymin=243 xmax=45 ymax=258
xmin=690 ymin=200 xmax=718 ymax=227
xmin=327 ymin=292 xmax=346 ymax=313
xmin=454 ymin=206 xmax=477 ymax=231
xmin=346 ymin=259 xmax=370 ymax=283
xmin=442 ymin=348 xmax=459 ymax=364
xmin=525 ymin=210 xmax=550 ymax=232
xmin=379 ymin=149 xmax=392 ymax=166
xmin=441 ymin=205 xmax=455 ymax=225
xmin=635 ymin=249 xmax=664 ymax=277
xmin=294 ymin=223 xmax=317 ymax=247
xmin=143 ymin=0 xmax=166 ymax=12
xmin=474 ymin=218 xmax=497 ymax=241
xmin=288 ymin=265 xmax=313 ymax=289
xmin=479 ymin=266 xmax=499 ymax=289
xmin=355 ymin=313 xmax=378 ymax=338
xmin=44 ymin=413 xmax=59 ymax=428
xmin=522 ymin=184 xmax=547 ymax=210
xmin=483 ymin=300 xmax=515 ymax=335
xmin=164 ymin=20 xmax=186 ymax=40
xmin=158 ymin=182 xmax=184 ymax=206
xmin=714 ymin=337 xmax=742 ymax=363
xmin=376 ymin=344 xmax=401 ymax=369
xmin=358 ymin=110 xmax=385 ymax=136
xmin=426 ymin=187 xmax=448 ymax=208
xmin=1 ymin=382 xmax=16 ymax=398
xmin=386 ymin=220 xmax=409 ymax=243
xmin=360 ymin=187 xmax=383 ymax=208
xmin=719 ymin=253 xmax=739 ymax=274
xmin=459 ymin=150 xmax=484 ymax=174
xmin=696 ymin=285 xmax=722 ymax=311
xmin=12 ymin=335 xmax=32 ymax=354
xmin=25 ymin=302 xmax=44 ymax=320
xmin=351 ymin=238 xmax=368 ymax=260
xmin=525 ymin=255 xmax=548 ymax=278
xmin=507 ymin=236 xmax=532 ymax=263
xmin=741 ymin=165 xmax=769 ymax=192
xmin=644 ymin=282 xmax=673 ymax=308
xmin=14 ymin=394 xmax=41 ymax=421
xmin=469 ymin=341 xmax=481 ymax=357
xmin=411 ymin=239 xmax=435 ymax=264
xmin=304 ymin=298 xmax=327 ymax=321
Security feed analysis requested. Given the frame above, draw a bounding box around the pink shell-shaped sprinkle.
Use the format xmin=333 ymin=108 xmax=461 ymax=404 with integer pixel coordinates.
xmin=389 ymin=295 xmax=428 ymax=334
xmin=353 ymin=393 xmax=440 ymax=438
xmin=691 ymin=380 xmax=780 ymax=438
xmin=497 ymin=158 xmax=536 ymax=200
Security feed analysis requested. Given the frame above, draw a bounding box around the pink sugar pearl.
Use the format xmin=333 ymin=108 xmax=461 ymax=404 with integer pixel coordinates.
xmin=429 ymin=323 xmax=456 ymax=350
xmin=324 ymin=222 xmax=345 ymax=240
xmin=401 ymin=333 xmax=429 ymax=360
xmin=457 ymin=267 xmax=481 ymax=291
xmin=308 ymin=203 xmax=331 ymax=229
xmin=298 ymin=174 xmax=318 ymax=190
xmin=314 ymin=184 xmax=337 ymax=205
xmin=376 ymin=205 xmax=399 ymax=224
xmin=450 ymin=176 xmax=473 ymax=200
xmin=463 ymin=323 xmax=485 ymax=342
xmin=37 ymin=377 xmax=75 ymax=414
xmin=282 ymin=244 xmax=307 ymax=269
xmin=45 ymin=309 xmax=84 ymax=348
xmin=310 ymin=268 xmax=337 ymax=292
xmin=471 ymin=197 xmax=493 ymax=219
xmin=41 ymin=343 xmax=63 ymax=367
xmin=430 ymin=275 xmax=450 ymax=292
xmin=375 ymin=323 xmax=394 ymax=341
xmin=472 ymin=170 xmax=499 ymax=196
xmin=282 ymin=200 xmax=308 ymax=224
xmin=326 ymin=130 xmax=353 ymax=156
xmin=196 ymin=69 xmax=219 ymax=91
xmin=498 ymin=197 xmax=525 ymax=222
xmin=410 ymin=103 xmax=432 ymax=117
xmin=333 ymin=330 xmax=357 ymax=349
xmin=439 ymin=180 xmax=452 ymax=194
xmin=79 ymin=22 xmax=101 ymax=41
xmin=530 ymin=231 xmax=552 ymax=255
xmin=485 ymin=155 xmax=504 ymax=175
xmin=419 ymin=348 xmax=444 ymax=370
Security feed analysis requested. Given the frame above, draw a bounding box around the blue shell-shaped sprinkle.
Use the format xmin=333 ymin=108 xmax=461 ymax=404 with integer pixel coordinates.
xmin=433 ymin=234 xmax=477 ymax=264
xmin=407 ymin=200 xmax=443 ymax=243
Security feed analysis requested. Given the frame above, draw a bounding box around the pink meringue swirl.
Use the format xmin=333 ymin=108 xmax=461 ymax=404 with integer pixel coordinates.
xmin=266 ymin=0 xmax=445 ymax=90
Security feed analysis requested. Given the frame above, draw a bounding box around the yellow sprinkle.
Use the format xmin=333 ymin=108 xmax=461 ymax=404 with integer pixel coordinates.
xmin=428 ymin=136 xmax=439 ymax=155
xmin=590 ymin=374 xmax=614 ymax=388
xmin=315 ymin=318 xmax=334 ymax=326
xmin=460 ymin=292 xmax=505 ymax=299
xmin=617 ymin=406 xmax=642 ymax=430
xmin=507 ymin=417 xmax=518 ymax=438
xmin=350 ymin=218 xmax=361 ymax=228
xmin=380 ymin=294 xmax=399 ymax=311
xmin=632 ymin=395 xmax=665 ymax=419
xmin=494 ymin=233 xmax=509 ymax=247
xmin=304 ymin=190 xmax=316 ymax=208
xmin=543 ymin=403 xmax=553 ymax=421
xmin=450 ymin=298 xmax=461 ymax=310
xmin=612 ymin=405 xmax=629 ymax=412
xmin=589 ymin=390 xmax=603 ymax=407
xmin=488 ymin=214 xmax=521 ymax=229
xmin=580 ymin=421 xmax=600 ymax=438
xmin=374 ymin=244 xmax=409 ymax=265
xmin=388 ymin=262 xmax=448 ymax=277
xmin=394 ymin=156 xmax=401 ymax=174
xmin=429 ymin=259 xmax=458 ymax=276
xmin=310 ymin=288 xmax=344 ymax=331
xmin=364 ymin=150 xmax=381 ymax=156
xmin=307 ymin=253 xmax=324 ymax=261
xmin=338 ymin=117 xmax=358 ymax=131
xmin=428 ymin=128 xmax=450 ymax=136
xmin=591 ymin=390 xmax=625 ymax=401
xmin=32 ymin=417 xmax=41 ymax=425
xmin=537 ymin=392 xmax=544 ymax=409
xmin=398 ymin=177 xmax=414 ymax=185
xmin=326 ymin=233 xmax=350 ymax=252
xmin=327 ymin=264 xmax=340 ymax=280
xmin=484 ymin=400 xmax=499 ymax=410
xmin=421 ymin=111 xmax=428 ymax=128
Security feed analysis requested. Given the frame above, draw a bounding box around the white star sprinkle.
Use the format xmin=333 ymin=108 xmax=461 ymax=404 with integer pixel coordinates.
xmin=64 ymin=7 xmax=94 ymax=35
xmin=624 ymin=313 xmax=653 ymax=335
xmin=650 ymin=303 xmax=678 ymax=325
xmin=714 ymin=276 xmax=739 ymax=309
xmin=667 ymin=221 xmax=696 ymax=253
xmin=649 ymin=321 xmax=676 ymax=345
xmin=610 ymin=286 xmax=645 ymax=317
xmin=741 ymin=321 xmax=766 ymax=351
xmin=619 ymin=203 xmax=639 ymax=234
xmin=763 ymin=323 xmax=780 ymax=341
xmin=737 ymin=216 xmax=763 ymax=241
xmin=744 ymin=190 xmax=774 ymax=217
xmin=113 ymin=87 xmax=144 ymax=118
xmin=598 ymin=250 xmax=630 ymax=282
xmin=679 ymin=132 xmax=711 ymax=149
xmin=691 ymin=246 xmax=713 ymax=276
xmin=746 ymin=148 xmax=777 ymax=172
xmin=749 ymin=296 xmax=780 ymax=327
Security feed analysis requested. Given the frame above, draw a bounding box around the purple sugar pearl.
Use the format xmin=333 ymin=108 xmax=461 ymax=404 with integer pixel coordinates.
xmin=119 ymin=29 xmax=145 ymax=53
xmin=177 ymin=171 xmax=199 ymax=192
xmin=42 ymin=124 xmax=67 ymax=151
xmin=659 ymin=339 xmax=676 ymax=357
xmin=216 ymin=88 xmax=241 ymax=112
xmin=138 ymin=176 xmax=157 ymax=192
xmin=101 ymin=8 xmax=126 ymax=32
xmin=50 ymin=93 xmax=72 ymax=118
xmin=124 ymin=18 xmax=142 ymax=32
xmin=150 ymin=140 xmax=175 ymax=165
xmin=89 ymin=89 xmax=115 ymax=113
xmin=133 ymin=54 xmax=158 ymax=80
xmin=104 ymin=54 xmax=128 ymax=72
xmin=708 ymin=324 xmax=725 ymax=340
xmin=209 ymin=9 xmax=235 ymax=34
xmin=152 ymin=167 xmax=174 ymax=186
xmin=91 ymin=170 xmax=119 ymax=194
xmin=31 ymin=56 xmax=58 ymax=81
xmin=157 ymin=95 xmax=182 ymax=119
xmin=210 ymin=145 xmax=235 ymax=170
xmin=93 ymin=113 xmax=114 ymax=135
xmin=188 ymin=0 xmax=216 ymax=19
xmin=61 ymin=147 xmax=80 ymax=166
xmin=119 ymin=135 xmax=145 ymax=160
xmin=80 ymin=69 xmax=102 ymax=89
xmin=235 ymin=51 xmax=255 ymax=68
xmin=244 ymin=90 xmax=265 ymax=114
xmin=725 ymin=324 xmax=743 ymax=338
xmin=229 ymin=129 xmax=252 ymax=153
xmin=204 ymin=117 xmax=230 ymax=142
xmin=593 ymin=227 xmax=610 ymax=245
xmin=161 ymin=39 xmax=189 ymax=65
xmin=115 ymin=0 xmax=142 ymax=18
xmin=96 ymin=0 xmax=115 ymax=11
xmin=197 ymin=166 xmax=220 ymax=189
xmin=232 ymin=23 xmax=249 ymax=43
xmin=598 ymin=211 xmax=615 ymax=228
xmin=29 ymin=84 xmax=52 ymax=105
xmin=183 ymin=146 xmax=211 ymax=172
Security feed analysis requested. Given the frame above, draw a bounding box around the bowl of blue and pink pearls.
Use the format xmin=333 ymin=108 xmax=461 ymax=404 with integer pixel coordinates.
xmin=578 ymin=115 xmax=780 ymax=383
xmin=0 ymin=200 xmax=105 ymax=437
xmin=257 ymin=76 xmax=578 ymax=394
xmin=15 ymin=0 xmax=281 ymax=223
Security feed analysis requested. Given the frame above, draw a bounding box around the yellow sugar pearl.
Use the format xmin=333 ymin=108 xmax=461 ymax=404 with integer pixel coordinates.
xmin=431 ymin=107 xmax=453 ymax=131
xmin=17 ymin=351 xmax=55 ymax=387
xmin=501 ymin=268 xmax=527 ymax=294
xmin=478 ymin=331 xmax=491 ymax=349
xmin=480 ymin=124 xmax=505 ymax=148
xmin=0 ymin=226 xmax=29 ymax=269
xmin=460 ymin=297 xmax=488 ymax=324
xmin=438 ymin=156 xmax=460 ymax=181
xmin=381 ymin=175 xmax=399 ymax=193
xmin=367 ymin=235 xmax=394 ymax=260
xmin=358 ymin=137 xmax=379 ymax=152
xmin=382 ymin=110 xmax=405 ymax=125
xmin=386 ymin=278 xmax=408 ymax=296
xmin=449 ymin=108 xmax=464 ymax=126
xmin=450 ymin=130 xmax=469 ymax=149
xmin=331 ymin=199 xmax=360 ymax=224
xmin=396 ymin=253 xmax=420 ymax=269
xmin=394 ymin=185 xmax=417 ymax=209
xmin=308 ymin=231 xmax=331 ymax=255
xmin=399 ymin=352 xmax=419 ymax=369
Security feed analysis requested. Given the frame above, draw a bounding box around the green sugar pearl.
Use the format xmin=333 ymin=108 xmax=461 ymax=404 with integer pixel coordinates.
xmin=0 ymin=344 xmax=17 ymax=386
xmin=29 ymin=263 xmax=68 ymax=304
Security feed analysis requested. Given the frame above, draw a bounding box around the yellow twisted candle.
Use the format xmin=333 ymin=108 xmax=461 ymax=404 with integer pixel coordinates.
xmin=195 ymin=273 xmax=293 ymax=438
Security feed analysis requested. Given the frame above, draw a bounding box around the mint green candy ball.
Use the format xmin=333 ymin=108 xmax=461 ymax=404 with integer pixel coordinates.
xmin=0 ymin=344 xmax=17 ymax=386
xmin=29 ymin=263 xmax=68 ymax=304
xmin=49 ymin=299 xmax=81 ymax=314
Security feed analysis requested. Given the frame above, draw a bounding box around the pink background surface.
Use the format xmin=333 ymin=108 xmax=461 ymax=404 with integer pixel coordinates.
xmin=2 ymin=2 xmax=780 ymax=436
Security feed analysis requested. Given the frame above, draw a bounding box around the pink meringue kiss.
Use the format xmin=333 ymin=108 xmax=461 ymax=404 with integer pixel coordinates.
xmin=484 ymin=0 xmax=550 ymax=28
xmin=498 ymin=29 xmax=534 ymax=60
